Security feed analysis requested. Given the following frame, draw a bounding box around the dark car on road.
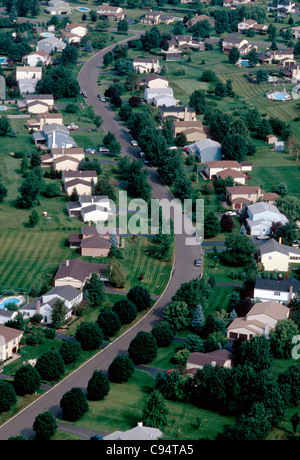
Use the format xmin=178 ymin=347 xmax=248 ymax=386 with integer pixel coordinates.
xmin=194 ymin=258 xmax=202 ymax=267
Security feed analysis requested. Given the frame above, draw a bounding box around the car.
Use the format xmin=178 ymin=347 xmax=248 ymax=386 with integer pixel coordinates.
xmin=194 ymin=258 xmax=202 ymax=267
xmin=139 ymin=151 xmax=145 ymax=158
xmin=99 ymin=147 xmax=109 ymax=152
xmin=84 ymin=148 xmax=96 ymax=154
xmin=143 ymin=158 xmax=150 ymax=164
xmin=131 ymin=140 xmax=138 ymax=147
xmin=67 ymin=123 xmax=78 ymax=131
xmin=225 ymin=211 xmax=237 ymax=216
xmin=97 ymin=94 xmax=102 ymax=98
xmin=90 ymin=435 xmax=103 ymax=440
xmin=168 ymin=146 xmax=177 ymax=150
xmin=100 ymin=97 xmax=106 ymax=102
xmin=256 ymin=235 xmax=270 ymax=240
xmin=82 ymin=91 xmax=88 ymax=98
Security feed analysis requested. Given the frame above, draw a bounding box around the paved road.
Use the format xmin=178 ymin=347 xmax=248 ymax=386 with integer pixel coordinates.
xmin=0 ymin=32 xmax=202 ymax=440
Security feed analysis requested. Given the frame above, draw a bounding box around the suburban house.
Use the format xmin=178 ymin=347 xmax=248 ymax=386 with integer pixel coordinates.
xmin=63 ymin=170 xmax=98 ymax=196
xmin=204 ymin=160 xmax=251 ymax=179
xmin=0 ymin=308 xmax=18 ymax=325
xmin=141 ymin=11 xmax=175 ymax=25
xmin=0 ymin=325 xmax=23 ymax=362
xmin=226 ymin=300 xmax=290 ymax=341
xmin=20 ymin=285 xmax=82 ymax=325
xmin=268 ymin=1 xmax=296 ymax=13
xmin=187 ymin=139 xmax=222 ymax=163
xmin=54 ymin=259 xmax=109 ymax=289
xmin=246 ymin=202 xmax=289 ymax=237
xmin=60 ymin=23 xmax=88 ymax=44
xmin=69 ymin=226 xmax=113 ymax=257
xmin=291 ymin=25 xmax=300 ymax=39
xmin=160 ymin=106 xmax=196 ymax=121
xmin=186 ymin=349 xmax=236 ymax=373
xmin=16 ymin=68 xmax=43 ymax=81
xmin=165 ymin=35 xmax=204 ymax=53
xmin=186 ymin=14 xmax=215 ymax=28
xmin=258 ymin=238 xmax=300 ymax=272
xmin=253 ymin=277 xmax=300 ymax=303
xmin=103 ymin=422 xmax=162 ymax=441
xmin=22 ymin=50 xmax=52 ymax=67
xmin=18 ymin=94 xmax=55 ymax=114
xmin=36 ymin=36 xmax=67 ymax=54
xmin=46 ymin=0 xmax=72 ymax=15
xmin=26 ymin=112 xmax=63 ymax=131
xmin=252 ymin=23 xmax=268 ymax=33
xmin=223 ymin=0 xmax=252 ymax=7
xmin=216 ymin=168 xmax=246 ymax=184
xmin=133 ymin=58 xmax=161 ymax=74
xmin=237 ymin=18 xmax=258 ymax=32
xmin=67 ymin=195 xmax=112 ymax=223
xmin=144 ymin=87 xmax=174 ymax=103
xmin=41 ymin=147 xmax=85 ymax=169
xmin=222 ymin=35 xmax=257 ymax=55
xmin=226 ymin=185 xmax=265 ymax=211
xmin=266 ymin=134 xmax=278 ymax=144
xmin=137 ymin=74 xmax=169 ymax=89
xmin=172 ymin=120 xmax=204 ymax=137
xmin=97 ymin=5 xmax=126 ymax=21
xmin=33 ymin=123 xmax=76 ymax=150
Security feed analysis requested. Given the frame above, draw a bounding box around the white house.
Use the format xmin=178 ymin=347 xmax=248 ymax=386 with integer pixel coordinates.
xmin=20 ymin=285 xmax=83 ymax=325
xmin=67 ymin=195 xmax=112 ymax=223
xmin=0 ymin=325 xmax=23 ymax=361
xmin=187 ymin=139 xmax=222 ymax=163
xmin=204 ymin=160 xmax=244 ymax=179
xmin=133 ymin=58 xmax=161 ymax=74
xmin=259 ymin=238 xmax=300 ymax=272
xmin=46 ymin=0 xmax=72 ymax=15
xmin=152 ymin=94 xmax=178 ymax=107
xmin=226 ymin=300 xmax=290 ymax=341
xmin=22 ymin=50 xmax=52 ymax=67
xmin=103 ymin=422 xmax=162 ymax=441
xmin=54 ymin=259 xmax=109 ymax=289
xmin=246 ymin=202 xmax=289 ymax=237
xmin=144 ymin=87 xmax=174 ymax=103
xmin=237 ymin=18 xmax=257 ymax=32
xmin=16 ymin=66 xmax=43 ymax=81
xmin=253 ymin=277 xmax=300 ymax=304
xmin=37 ymin=36 xmax=66 ymax=54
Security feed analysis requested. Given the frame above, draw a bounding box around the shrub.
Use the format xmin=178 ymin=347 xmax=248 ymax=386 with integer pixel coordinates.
xmin=59 ymin=340 xmax=82 ymax=364
xmin=112 ymin=299 xmax=137 ymax=324
xmin=96 ymin=310 xmax=121 ymax=337
xmin=0 ymin=381 xmax=17 ymax=412
xmin=87 ymin=370 xmax=110 ymax=401
xmin=60 ymin=387 xmax=89 ymax=421
xmin=14 ymin=364 xmax=41 ymax=395
xmin=127 ymin=286 xmax=151 ymax=312
xmin=75 ymin=322 xmax=104 ymax=350
xmin=108 ymin=355 xmax=135 ymax=383
xmin=35 ymin=350 xmax=65 ymax=381
xmin=128 ymin=331 xmax=158 ymax=364
xmin=33 ymin=412 xmax=57 ymax=440
xmin=151 ymin=321 xmax=175 ymax=347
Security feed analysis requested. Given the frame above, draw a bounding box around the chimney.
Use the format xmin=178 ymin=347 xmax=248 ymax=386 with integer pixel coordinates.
xmin=289 ymin=285 xmax=293 ymax=301
xmin=137 ymin=422 xmax=143 ymax=427
xmin=66 ymin=259 xmax=69 ymax=267
xmin=279 ymin=237 xmax=282 ymax=244
xmin=36 ymin=300 xmax=41 ymax=315
xmin=184 ymin=106 xmax=188 ymax=121
xmin=88 ymin=221 xmax=91 ymax=227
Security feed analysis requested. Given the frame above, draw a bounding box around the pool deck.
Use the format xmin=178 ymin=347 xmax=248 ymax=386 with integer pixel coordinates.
xmin=0 ymin=295 xmax=25 ymax=308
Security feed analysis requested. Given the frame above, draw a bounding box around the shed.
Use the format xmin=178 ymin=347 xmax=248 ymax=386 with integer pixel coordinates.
xmin=274 ymin=141 xmax=284 ymax=151
xmin=266 ymin=134 xmax=277 ymax=144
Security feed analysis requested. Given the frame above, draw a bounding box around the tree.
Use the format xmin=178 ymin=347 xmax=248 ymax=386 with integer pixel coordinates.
xmin=173 ymin=173 xmax=194 ymax=200
xmin=247 ymin=48 xmax=259 ymax=66
xmin=117 ymin=19 xmax=128 ymax=33
xmin=108 ymin=258 xmax=126 ymax=288
xmin=59 ymin=340 xmax=82 ymax=365
xmin=221 ymin=134 xmax=248 ymax=162
xmin=44 ymin=182 xmax=61 ymax=198
xmin=189 ymin=90 xmax=207 ymax=114
xmin=274 ymin=221 xmax=298 ymax=246
xmin=108 ymin=354 xmax=135 ymax=383
xmin=222 ymin=234 xmax=257 ymax=266
xmin=151 ymin=321 xmax=175 ymax=347
xmin=269 ymin=318 xmax=299 ymax=359
xmin=16 ymin=171 xmax=40 ymax=209
xmin=51 ymin=298 xmax=67 ymax=329
xmin=128 ymin=331 xmax=158 ymax=364
xmin=290 ymin=413 xmax=300 ymax=435
xmin=142 ymin=390 xmax=168 ymax=428
xmin=97 ymin=310 xmax=121 ymax=337
xmin=61 ymin=44 xmax=79 ymax=65
xmin=83 ymin=273 xmax=106 ymax=308
xmin=87 ymin=370 xmax=110 ymax=401
xmin=33 ymin=412 xmax=57 ymax=440
xmin=185 ymin=334 xmax=204 ymax=353
xmin=0 ymin=115 xmax=11 ymax=136
xmin=0 ymin=381 xmax=17 ymax=412
xmin=0 ymin=183 xmax=8 ymax=203
xmin=60 ymin=387 xmax=89 ymax=421
xmin=103 ymin=51 xmax=114 ymax=67
xmin=164 ymin=301 xmax=190 ymax=331
xmin=75 ymin=322 xmax=104 ymax=351
xmin=277 ymin=364 xmax=300 ymax=406
xmin=112 ymin=298 xmax=137 ymax=325
xmin=14 ymin=364 xmax=41 ymax=395
xmin=204 ymin=212 xmax=220 ymax=239
xmin=35 ymin=350 xmax=65 ymax=381
xmin=214 ymin=81 xmax=227 ymax=97
xmin=237 ymin=335 xmax=274 ymax=372
xmin=192 ymin=304 xmax=205 ymax=333
xmin=220 ymin=214 xmax=235 ymax=233
xmin=70 ymin=187 xmax=79 ymax=202
xmin=127 ymin=286 xmax=151 ymax=312
xmin=37 ymin=66 xmax=80 ymax=99
xmin=228 ymin=46 xmax=240 ymax=64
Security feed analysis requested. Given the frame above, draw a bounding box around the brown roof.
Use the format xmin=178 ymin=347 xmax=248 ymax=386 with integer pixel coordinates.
xmin=52 ymin=147 xmax=84 ymax=155
xmin=26 ymin=50 xmax=51 ymax=58
xmin=64 ymin=179 xmax=92 ymax=189
xmin=80 ymin=235 xmax=111 ymax=249
xmin=205 ymin=160 xmax=241 ymax=168
xmin=53 ymin=155 xmax=80 ymax=164
xmin=231 ymin=197 xmax=251 ymax=204
xmin=247 ymin=300 xmax=289 ymax=321
xmin=227 ymin=185 xmax=263 ymax=194
xmin=173 ymin=120 xmax=203 ymax=128
xmin=64 ymin=170 xmax=97 ymax=179
xmin=38 ymin=112 xmax=63 ymax=120
xmin=0 ymin=324 xmax=23 ymax=342
xmin=54 ymin=259 xmax=108 ymax=283
xmin=217 ymin=168 xmax=246 ymax=179
xmin=69 ymin=233 xmax=81 ymax=244
xmin=41 ymin=153 xmax=52 ymax=162
xmin=187 ymin=349 xmax=236 ymax=367
xmin=263 ymin=192 xmax=279 ymax=201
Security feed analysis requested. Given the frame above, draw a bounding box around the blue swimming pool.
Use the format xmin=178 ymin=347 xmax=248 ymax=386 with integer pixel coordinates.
xmin=240 ymin=60 xmax=250 ymax=66
xmin=77 ymin=7 xmax=90 ymax=12
xmin=0 ymin=57 xmax=8 ymax=64
xmin=40 ymin=32 xmax=55 ymax=37
xmin=272 ymin=92 xmax=289 ymax=101
xmin=0 ymin=297 xmax=22 ymax=309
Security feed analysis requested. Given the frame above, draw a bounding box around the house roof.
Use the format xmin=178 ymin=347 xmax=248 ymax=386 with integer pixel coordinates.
xmin=0 ymin=324 xmax=23 ymax=342
xmin=173 ymin=120 xmax=203 ymax=128
xmin=263 ymin=192 xmax=279 ymax=201
xmin=205 ymin=160 xmax=240 ymax=168
xmin=52 ymin=147 xmax=84 ymax=155
xmin=227 ymin=185 xmax=263 ymax=194
xmin=138 ymin=74 xmax=168 ymax=84
xmin=217 ymin=168 xmax=246 ymax=179
xmin=247 ymin=201 xmax=283 ymax=216
xmin=53 ymin=155 xmax=80 ymax=164
xmin=254 ymin=276 xmax=300 ymax=293
xmin=54 ymin=259 xmax=108 ymax=283
xmin=44 ymin=285 xmax=81 ymax=302
xmin=247 ymin=300 xmax=290 ymax=320
xmin=194 ymin=138 xmax=221 ymax=150
xmin=65 ymin=178 xmax=92 ymax=189
xmin=160 ymin=106 xmax=195 ymax=113
xmin=80 ymin=235 xmax=111 ymax=249
xmin=187 ymin=349 xmax=236 ymax=367
xmin=259 ymin=238 xmax=300 ymax=257
xmin=64 ymin=170 xmax=97 ymax=179
xmin=103 ymin=424 xmax=162 ymax=441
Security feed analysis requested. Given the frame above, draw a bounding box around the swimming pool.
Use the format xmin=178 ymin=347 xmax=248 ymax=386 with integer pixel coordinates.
xmin=77 ymin=7 xmax=90 ymax=12
xmin=240 ymin=60 xmax=250 ymax=66
xmin=271 ymin=92 xmax=289 ymax=101
xmin=0 ymin=297 xmax=22 ymax=309
xmin=0 ymin=106 xmax=7 ymax=111
xmin=40 ymin=32 xmax=55 ymax=38
xmin=0 ymin=57 xmax=8 ymax=64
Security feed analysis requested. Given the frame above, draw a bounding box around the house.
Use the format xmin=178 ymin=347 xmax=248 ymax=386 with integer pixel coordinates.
xmin=186 ymin=349 xmax=236 ymax=372
xmin=204 ymin=160 xmax=243 ymax=179
xmin=103 ymin=422 xmax=162 ymax=441
xmin=160 ymin=106 xmax=196 ymax=122
xmin=16 ymin=66 xmax=42 ymax=81
xmin=226 ymin=300 xmax=290 ymax=340
xmin=53 ymin=155 xmax=80 ymax=172
xmin=252 ymin=23 xmax=268 ymax=33
xmin=69 ymin=227 xmax=112 ymax=257
xmin=222 ymin=35 xmax=256 ymax=55
xmin=266 ymin=134 xmax=278 ymax=144
xmin=67 ymin=195 xmax=112 ymax=223
xmin=271 ymin=48 xmax=294 ymax=61
xmin=18 ymin=94 xmax=55 ymax=114
xmin=274 ymin=141 xmax=285 ymax=151
xmin=22 ymin=50 xmax=52 ymax=67
xmin=216 ymin=168 xmax=246 ymax=184
xmin=141 ymin=11 xmax=175 ymax=25
xmin=26 ymin=112 xmax=63 ymax=131
xmin=253 ymin=277 xmax=300 ymax=304
xmin=0 ymin=308 xmax=18 ymax=325
xmin=97 ymin=5 xmax=126 ymax=21
xmin=41 ymin=147 xmax=85 ymax=168
xmin=187 ymin=139 xmax=222 ymax=163
xmin=165 ymin=35 xmax=204 ymax=53
xmin=36 ymin=36 xmax=67 ymax=54
xmin=63 ymin=170 xmax=98 ymax=196
xmin=237 ymin=18 xmax=257 ymax=33
xmin=291 ymin=26 xmax=300 ymax=39
xmin=133 ymin=58 xmax=161 ymax=74
xmin=186 ymin=14 xmax=215 ymax=28
xmin=172 ymin=120 xmax=204 ymax=137
xmin=144 ymin=87 xmax=174 ymax=102
xmin=268 ymin=1 xmax=296 ymax=13
xmin=60 ymin=23 xmax=88 ymax=44
xmin=152 ymin=94 xmax=178 ymax=107
xmin=259 ymin=238 xmax=300 ymax=272
xmin=18 ymin=79 xmax=40 ymax=95
xmin=226 ymin=185 xmax=265 ymax=211
xmin=63 ymin=170 xmax=98 ymax=185
xmin=20 ymin=285 xmax=82 ymax=325
xmin=0 ymin=325 xmax=23 ymax=361
xmin=137 ymin=74 xmax=169 ymax=89
xmin=223 ymin=0 xmax=252 ymax=7
xmin=45 ymin=0 xmax=72 ymax=15
xmin=246 ymin=202 xmax=289 ymax=237
xmin=54 ymin=258 xmax=109 ymax=289
xmin=33 ymin=123 xmax=76 ymax=150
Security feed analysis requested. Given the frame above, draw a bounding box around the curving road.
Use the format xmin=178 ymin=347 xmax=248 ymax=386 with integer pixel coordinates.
xmin=0 ymin=32 xmax=202 ymax=440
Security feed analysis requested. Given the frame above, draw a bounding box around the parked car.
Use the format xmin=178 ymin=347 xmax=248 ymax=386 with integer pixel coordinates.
xmin=90 ymin=435 xmax=103 ymax=440
xmin=225 ymin=211 xmax=237 ymax=216
xmin=82 ymin=91 xmax=87 ymax=98
xmin=143 ymin=158 xmax=150 ymax=164
xmin=131 ymin=140 xmax=138 ymax=147
xmin=256 ymin=235 xmax=270 ymax=240
xmin=194 ymin=258 xmax=202 ymax=267
xmin=100 ymin=97 xmax=106 ymax=102
xmin=97 ymin=94 xmax=102 ymax=98
xmin=99 ymin=147 xmax=109 ymax=152
xmin=168 ymin=146 xmax=177 ymax=150
xmin=85 ymin=148 xmax=96 ymax=154
xmin=67 ymin=123 xmax=78 ymax=131
xmin=139 ymin=151 xmax=145 ymax=158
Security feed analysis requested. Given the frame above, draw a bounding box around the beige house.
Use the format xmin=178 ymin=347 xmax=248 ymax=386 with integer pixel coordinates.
xmin=272 ymin=48 xmax=294 ymax=61
xmin=259 ymin=238 xmax=300 ymax=272
xmin=0 ymin=325 xmax=23 ymax=362
xmin=53 ymin=155 xmax=80 ymax=172
xmin=19 ymin=95 xmax=55 ymax=114
xmin=16 ymin=66 xmax=43 ymax=81
xmin=266 ymin=134 xmax=278 ymax=144
xmin=63 ymin=170 xmax=98 ymax=185
xmin=204 ymin=160 xmax=243 ymax=179
xmin=97 ymin=5 xmax=126 ymax=21
xmin=138 ymin=74 xmax=169 ymax=89
xmin=141 ymin=11 xmax=175 ymax=25
xmin=26 ymin=112 xmax=63 ymax=131
xmin=181 ymin=128 xmax=207 ymax=142
xmin=133 ymin=58 xmax=161 ymax=74
xmin=227 ymin=300 xmax=290 ymax=341
xmin=291 ymin=25 xmax=300 ymax=39
xmin=41 ymin=147 xmax=85 ymax=168
xmin=226 ymin=185 xmax=265 ymax=210
xmin=216 ymin=168 xmax=246 ymax=184
xmin=237 ymin=18 xmax=257 ymax=32
xmin=222 ymin=36 xmax=256 ymax=55
xmin=186 ymin=349 xmax=235 ymax=373
xmin=69 ymin=228 xmax=112 ymax=257
xmin=64 ymin=179 xmax=93 ymax=196
xmin=160 ymin=106 xmax=196 ymax=122
xmin=186 ymin=14 xmax=215 ymax=28
xmin=172 ymin=120 xmax=204 ymax=137
xmin=54 ymin=258 xmax=108 ymax=289
xmin=65 ymin=23 xmax=88 ymax=37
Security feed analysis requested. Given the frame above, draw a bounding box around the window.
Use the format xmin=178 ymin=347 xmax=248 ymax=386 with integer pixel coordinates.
xmin=269 ymin=256 xmax=272 ymax=260
xmin=274 ymin=291 xmax=281 ymax=296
